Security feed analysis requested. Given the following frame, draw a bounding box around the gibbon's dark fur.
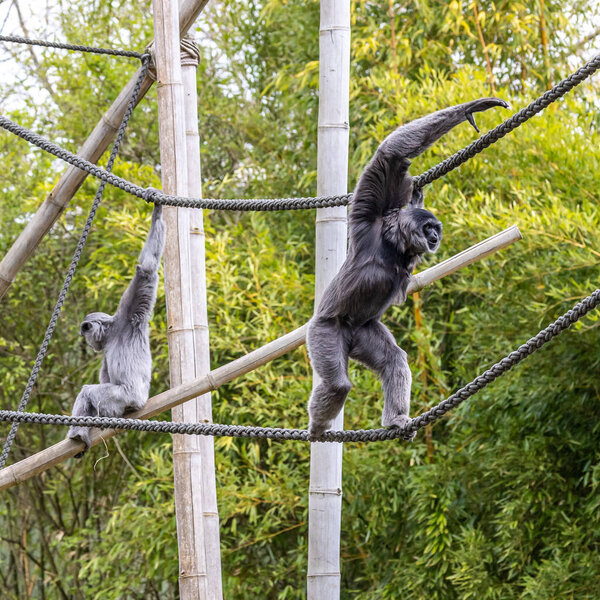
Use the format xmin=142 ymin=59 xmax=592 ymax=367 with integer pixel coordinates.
xmin=307 ymin=98 xmax=508 ymax=438
xmin=67 ymin=204 xmax=166 ymax=455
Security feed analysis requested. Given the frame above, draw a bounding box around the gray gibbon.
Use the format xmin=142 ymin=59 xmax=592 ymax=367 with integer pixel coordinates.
xmin=67 ymin=204 xmax=166 ymax=455
xmin=306 ymin=98 xmax=508 ymax=438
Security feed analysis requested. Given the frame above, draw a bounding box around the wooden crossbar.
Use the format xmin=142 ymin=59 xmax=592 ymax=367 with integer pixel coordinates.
xmin=0 ymin=225 xmax=521 ymax=491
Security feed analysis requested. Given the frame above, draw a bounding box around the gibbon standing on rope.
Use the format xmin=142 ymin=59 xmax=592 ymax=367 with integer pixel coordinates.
xmin=67 ymin=204 xmax=166 ymax=455
xmin=306 ymin=98 xmax=508 ymax=439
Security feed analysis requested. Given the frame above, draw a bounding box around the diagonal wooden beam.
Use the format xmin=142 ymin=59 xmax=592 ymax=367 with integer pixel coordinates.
xmin=0 ymin=224 xmax=521 ymax=492
xmin=0 ymin=0 xmax=210 ymax=302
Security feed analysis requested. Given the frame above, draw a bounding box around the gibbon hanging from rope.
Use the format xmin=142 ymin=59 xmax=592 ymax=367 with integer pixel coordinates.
xmin=67 ymin=205 xmax=166 ymax=455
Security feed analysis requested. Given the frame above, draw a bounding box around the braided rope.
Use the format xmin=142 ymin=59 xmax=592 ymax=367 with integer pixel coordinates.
xmin=0 ymin=57 xmax=151 ymax=469
xmin=0 ymin=34 xmax=144 ymax=59
xmin=413 ymin=53 xmax=600 ymax=188
xmin=1 ymin=289 xmax=598 ymax=445
xmin=0 ymin=114 xmax=352 ymax=210
xmin=2 ymin=53 xmax=599 ymax=211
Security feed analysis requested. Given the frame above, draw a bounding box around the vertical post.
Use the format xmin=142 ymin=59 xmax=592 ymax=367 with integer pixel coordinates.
xmin=182 ymin=36 xmax=224 ymax=599
xmin=152 ymin=2 xmax=210 ymax=598
xmin=307 ymin=0 xmax=350 ymax=598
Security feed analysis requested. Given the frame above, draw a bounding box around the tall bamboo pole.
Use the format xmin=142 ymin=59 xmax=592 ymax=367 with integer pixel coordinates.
xmin=307 ymin=0 xmax=350 ymax=597
xmin=181 ymin=35 xmax=223 ymax=599
xmin=0 ymin=0 xmax=210 ymax=302
xmin=152 ymin=1 xmax=210 ymax=598
xmin=0 ymin=225 xmax=521 ymax=492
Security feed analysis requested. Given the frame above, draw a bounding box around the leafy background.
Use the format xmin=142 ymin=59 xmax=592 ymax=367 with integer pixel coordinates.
xmin=1 ymin=0 xmax=600 ymax=598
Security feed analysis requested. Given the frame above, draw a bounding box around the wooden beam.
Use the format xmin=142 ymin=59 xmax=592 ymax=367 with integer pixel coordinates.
xmin=307 ymin=0 xmax=351 ymax=596
xmin=176 ymin=34 xmax=223 ymax=599
xmin=0 ymin=226 xmax=521 ymax=492
xmin=152 ymin=1 xmax=215 ymax=598
xmin=0 ymin=0 xmax=210 ymax=302
xmin=404 ymin=224 xmax=522 ymax=296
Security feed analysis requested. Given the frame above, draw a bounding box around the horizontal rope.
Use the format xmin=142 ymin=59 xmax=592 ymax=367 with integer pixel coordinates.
xmin=0 ymin=34 xmax=145 ymax=59
xmin=1 ymin=289 xmax=598 ymax=444
xmin=1 ymin=53 xmax=598 ymax=211
xmin=0 ymin=113 xmax=352 ymax=210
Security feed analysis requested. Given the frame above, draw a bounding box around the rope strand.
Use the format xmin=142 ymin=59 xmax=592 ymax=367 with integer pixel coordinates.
xmin=1 ymin=53 xmax=598 ymax=210
xmin=0 ymin=34 xmax=145 ymax=59
xmin=1 ymin=289 xmax=597 ymax=445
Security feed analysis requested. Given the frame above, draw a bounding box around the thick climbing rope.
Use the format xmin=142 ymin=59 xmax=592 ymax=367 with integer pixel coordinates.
xmin=0 ymin=34 xmax=145 ymax=59
xmin=1 ymin=289 xmax=598 ymax=444
xmin=0 ymin=52 xmax=599 ymax=210
xmin=0 ymin=56 xmax=151 ymax=469
xmin=0 ymin=113 xmax=350 ymax=210
xmin=413 ymin=53 xmax=600 ymax=188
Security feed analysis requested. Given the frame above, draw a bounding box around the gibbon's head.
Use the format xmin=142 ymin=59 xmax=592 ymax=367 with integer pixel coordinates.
xmin=80 ymin=312 xmax=113 ymax=351
xmin=383 ymin=206 xmax=442 ymax=256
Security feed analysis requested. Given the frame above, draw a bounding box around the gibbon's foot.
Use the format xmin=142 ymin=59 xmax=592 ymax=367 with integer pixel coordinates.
xmin=383 ymin=414 xmax=416 ymax=441
xmin=465 ymin=97 xmax=510 ymax=133
xmin=67 ymin=426 xmax=91 ymax=458
xmin=308 ymin=420 xmax=331 ymax=441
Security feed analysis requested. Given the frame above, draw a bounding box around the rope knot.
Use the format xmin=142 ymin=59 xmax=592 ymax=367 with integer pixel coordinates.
xmin=143 ymin=187 xmax=161 ymax=203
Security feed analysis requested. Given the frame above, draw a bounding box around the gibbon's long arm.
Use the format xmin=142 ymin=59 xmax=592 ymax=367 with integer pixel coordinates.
xmin=350 ymin=98 xmax=508 ymax=225
xmin=115 ymin=204 xmax=166 ymax=323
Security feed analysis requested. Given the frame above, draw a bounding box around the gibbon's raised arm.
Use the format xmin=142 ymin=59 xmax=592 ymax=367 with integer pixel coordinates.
xmin=116 ymin=204 xmax=166 ymax=324
xmin=350 ymin=98 xmax=509 ymax=225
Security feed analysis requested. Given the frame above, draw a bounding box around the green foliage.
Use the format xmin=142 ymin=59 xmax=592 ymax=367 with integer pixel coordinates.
xmin=1 ymin=0 xmax=600 ymax=598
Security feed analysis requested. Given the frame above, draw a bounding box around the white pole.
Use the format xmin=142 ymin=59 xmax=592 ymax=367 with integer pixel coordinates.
xmin=182 ymin=35 xmax=223 ymax=599
xmin=152 ymin=1 xmax=209 ymax=598
xmin=307 ymin=0 xmax=350 ymax=597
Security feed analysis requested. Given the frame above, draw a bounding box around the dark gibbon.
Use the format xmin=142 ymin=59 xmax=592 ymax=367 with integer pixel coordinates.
xmin=307 ymin=98 xmax=508 ymax=438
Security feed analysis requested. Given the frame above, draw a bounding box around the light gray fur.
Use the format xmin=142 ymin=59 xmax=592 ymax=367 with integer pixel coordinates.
xmin=307 ymin=98 xmax=508 ymax=438
xmin=67 ymin=204 xmax=166 ymax=456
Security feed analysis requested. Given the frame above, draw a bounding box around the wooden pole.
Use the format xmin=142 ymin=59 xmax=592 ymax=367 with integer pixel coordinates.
xmin=404 ymin=225 xmax=522 ymax=296
xmin=181 ymin=35 xmax=223 ymax=599
xmin=307 ymin=0 xmax=350 ymax=597
xmin=0 ymin=226 xmax=521 ymax=492
xmin=0 ymin=0 xmax=210 ymax=302
xmin=152 ymin=1 xmax=211 ymax=598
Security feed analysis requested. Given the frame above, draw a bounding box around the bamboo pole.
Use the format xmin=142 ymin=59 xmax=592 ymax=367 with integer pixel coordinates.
xmin=0 ymin=0 xmax=210 ymax=302
xmin=307 ymin=0 xmax=351 ymax=597
xmin=403 ymin=225 xmax=522 ymax=296
xmin=181 ymin=35 xmax=223 ymax=599
xmin=0 ymin=226 xmax=521 ymax=492
xmin=151 ymin=1 xmax=211 ymax=598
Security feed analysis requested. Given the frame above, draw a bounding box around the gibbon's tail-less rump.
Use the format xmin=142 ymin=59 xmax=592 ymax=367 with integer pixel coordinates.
xmin=307 ymin=98 xmax=508 ymax=439
xmin=67 ymin=204 xmax=166 ymax=456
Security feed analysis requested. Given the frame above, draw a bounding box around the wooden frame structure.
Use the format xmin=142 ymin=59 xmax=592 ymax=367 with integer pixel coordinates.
xmin=0 ymin=1 xmax=524 ymax=598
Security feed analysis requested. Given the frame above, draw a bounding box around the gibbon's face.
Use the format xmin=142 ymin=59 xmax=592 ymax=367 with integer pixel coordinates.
xmin=398 ymin=207 xmax=443 ymax=255
xmin=80 ymin=312 xmax=113 ymax=351
xmin=421 ymin=217 xmax=442 ymax=253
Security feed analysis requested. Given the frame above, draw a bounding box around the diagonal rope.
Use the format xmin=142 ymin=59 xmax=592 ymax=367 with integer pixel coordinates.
xmin=1 ymin=53 xmax=599 ymax=210
xmin=0 ymin=34 xmax=144 ymax=59
xmin=1 ymin=289 xmax=598 ymax=445
xmin=412 ymin=53 xmax=600 ymax=188
xmin=0 ymin=56 xmax=151 ymax=469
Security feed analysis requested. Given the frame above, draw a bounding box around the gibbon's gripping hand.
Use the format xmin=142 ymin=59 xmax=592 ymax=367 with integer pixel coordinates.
xmin=464 ymin=97 xmax=510 ymax=133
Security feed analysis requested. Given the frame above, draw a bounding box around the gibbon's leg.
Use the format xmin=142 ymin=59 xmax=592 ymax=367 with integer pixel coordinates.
xmin=67 ymin=385 xmax=97 ymax=453
xmin=307 ymin=318 xmax=352 ymax=438
xmin=67 ymin=383 xmax=138 ymax=456
xmin=349 ymin=320 xmax=415 ymax=438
